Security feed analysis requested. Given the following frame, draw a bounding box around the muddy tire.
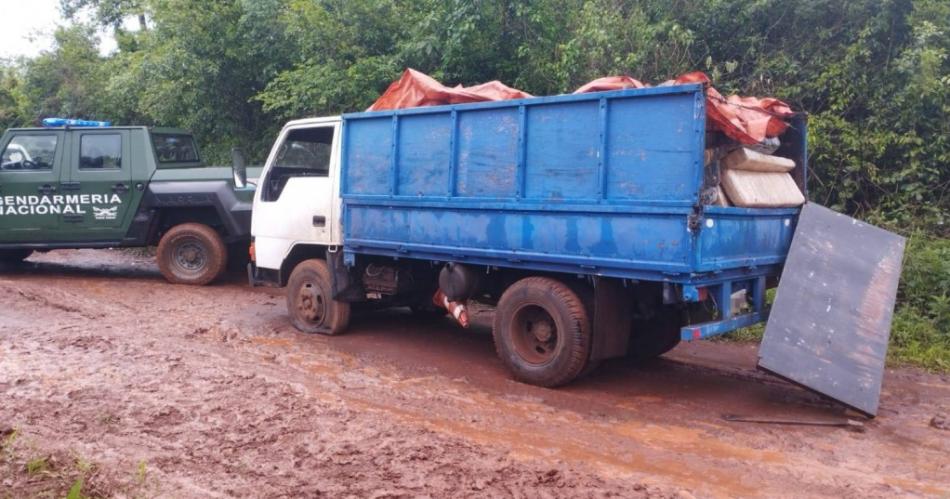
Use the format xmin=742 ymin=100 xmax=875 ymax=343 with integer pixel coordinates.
xmin=627 ymin=307 xmax=682 ymax=361
xmin=287 ymin=259 xmax=351 ymax=335
xmin=156 ymin=223 xmax=227 ymax=285
xmin=0 ymin=249 xmax=32 ymax=263
xmin=492 ymin=277 xmax=592 ymax=387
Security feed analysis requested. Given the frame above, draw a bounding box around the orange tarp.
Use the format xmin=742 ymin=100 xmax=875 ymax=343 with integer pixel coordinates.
xmin=369 ymin=68 xmax=795 ymax=144
xmin=671 ymin=71 xmax=794 ymax=144
xmin=368 ymin=69 xmax=532 ymax=111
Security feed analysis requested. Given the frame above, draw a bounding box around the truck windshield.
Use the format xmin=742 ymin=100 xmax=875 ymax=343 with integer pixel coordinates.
xmin=152 ymin=133 xmax=199 ymax=163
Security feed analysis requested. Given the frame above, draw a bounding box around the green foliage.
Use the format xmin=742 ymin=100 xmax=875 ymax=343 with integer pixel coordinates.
xmin=0 ymin=65 xmax=24 ymax=130
xmin=67 ymin=478 xmax=86 ymax=499
xmin=16 ymin=25 xmax=110 ymax=126
xmin=61 ymin=0 xmax=150 ymax=30
xmin=26 ymin=456 xmax=50 ymax=475
xmin=254 ymin=0 xmax=413 ymax=121
xmin=136 ymin=459 xmax=147 ymax=483
xmin=890 ymin=234 xmax=950 ymax=369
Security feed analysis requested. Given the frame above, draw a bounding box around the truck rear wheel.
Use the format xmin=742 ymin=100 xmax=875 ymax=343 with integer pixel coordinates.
xmin=287 ymin=259 xmax=351 ymax=335
xmin=0 ymin=249 xmax=32 ymax=263
xmin=156 ymin=223 xmax=227 ymax=285
xmin=492 ymin=277 xmax=592 ymax=387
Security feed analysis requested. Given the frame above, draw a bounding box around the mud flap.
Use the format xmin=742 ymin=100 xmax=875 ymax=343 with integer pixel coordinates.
xmin=590 ymin=277 xmax=635 ymax=362
xmin=327 ymin=251 xmax=364 ymax=302
xmin=758 ymin=203 xmax=906 ymax=417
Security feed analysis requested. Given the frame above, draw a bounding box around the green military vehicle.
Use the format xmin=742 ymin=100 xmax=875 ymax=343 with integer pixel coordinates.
xmin=0 ymin=121 xmax=259 ymax=285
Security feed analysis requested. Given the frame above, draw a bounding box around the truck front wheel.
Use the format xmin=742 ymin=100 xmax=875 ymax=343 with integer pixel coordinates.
xmin=286 ymin=259 xmax=351 ymax=335
xmin=156 ymin=223 xmax=227 ymax=285
xmin=492 ymin=277 xmax=592 ymax=387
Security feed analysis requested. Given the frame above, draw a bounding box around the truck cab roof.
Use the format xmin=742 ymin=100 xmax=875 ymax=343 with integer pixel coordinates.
xmin=282 ymin=116 xmax=341 ymax=129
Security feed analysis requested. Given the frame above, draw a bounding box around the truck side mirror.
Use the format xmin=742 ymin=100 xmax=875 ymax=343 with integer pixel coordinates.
xmin=231 ymin=147 xmax=248 ymax=188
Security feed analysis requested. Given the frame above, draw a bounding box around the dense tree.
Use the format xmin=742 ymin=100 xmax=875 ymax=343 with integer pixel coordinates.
xmin=16 ymin=25 xmax=110 ymax=125
xmin=60 ymin=0 xmax=150 ymax=31
xmin=0 ymin=65 xmax=23 ymax=130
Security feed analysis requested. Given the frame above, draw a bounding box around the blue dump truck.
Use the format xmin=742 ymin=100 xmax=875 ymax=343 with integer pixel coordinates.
xmin=250 ymin=83 xmax=902 ymax=415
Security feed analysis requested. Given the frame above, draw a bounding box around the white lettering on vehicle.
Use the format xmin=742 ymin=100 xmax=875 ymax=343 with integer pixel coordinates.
xmin=0 ymin=192 xmax=121 ymax=220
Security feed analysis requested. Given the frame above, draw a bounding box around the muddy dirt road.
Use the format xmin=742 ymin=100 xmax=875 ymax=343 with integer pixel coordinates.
xmin=1 ymin=250 xmax=948 ymax=498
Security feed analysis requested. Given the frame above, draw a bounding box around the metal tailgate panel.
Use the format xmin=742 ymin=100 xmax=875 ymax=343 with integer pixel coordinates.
xmin=758 ymin=203 xmax=906 ymax=416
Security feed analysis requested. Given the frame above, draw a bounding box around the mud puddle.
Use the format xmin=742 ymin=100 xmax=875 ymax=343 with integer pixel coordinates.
xmin=1 ymin=250 xmax=948 ymax=498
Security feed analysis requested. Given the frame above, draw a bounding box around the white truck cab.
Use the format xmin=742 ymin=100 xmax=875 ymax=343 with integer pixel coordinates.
xmin=250 ymin=116 xmax=343 ymax=279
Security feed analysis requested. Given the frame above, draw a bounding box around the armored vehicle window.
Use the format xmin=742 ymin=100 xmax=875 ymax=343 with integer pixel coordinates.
xmin=274 ymin=127 xmax=332 ymax=176
xmin=1 ymin=135 xmax=58 ymax=171
xmin=80 ymin=134 xmax=122 ymax=169
xmin=152 ymin=133 xmax=199 ymax=163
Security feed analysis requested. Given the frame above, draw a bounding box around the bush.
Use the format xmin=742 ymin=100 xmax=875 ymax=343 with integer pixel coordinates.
xmin=889 ymin=233 xmax=950 ymax=369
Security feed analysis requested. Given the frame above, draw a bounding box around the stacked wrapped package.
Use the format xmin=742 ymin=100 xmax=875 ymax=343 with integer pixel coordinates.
xmin=719 ymin=148 xmax=805 ymax=208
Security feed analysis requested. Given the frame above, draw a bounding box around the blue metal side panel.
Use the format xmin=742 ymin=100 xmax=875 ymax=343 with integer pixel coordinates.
xmin=605 ymin=94 xmax=701 ymax=202
xmin=346 ymin=204 xmax=692 ymax=273
xmin=696 ymin=207 xmax=798 ymax=272
xmin=344 ymin=117 xmax=392 ymax=195
xmin=396 ymin=113 xmax=452 ymax=196
xmin=455 ymin=108 xmax=519 ymax=198
xmin=524 ymin=100 xmax=601 ymax=200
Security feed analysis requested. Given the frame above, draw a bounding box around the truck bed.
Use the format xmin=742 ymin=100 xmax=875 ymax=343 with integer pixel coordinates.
xmin=340 ymin=84 xmax=806 ymax=285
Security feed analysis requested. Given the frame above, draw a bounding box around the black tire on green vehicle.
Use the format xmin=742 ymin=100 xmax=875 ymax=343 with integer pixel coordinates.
xmin=156 ymin=223 xmax=228 ymax=285
xmin=0 ymin=249 xmax=32 ymax=263
xmin=286 ymin=259 xmax=351 ymax=335
xmin=492 ymin=277 xmax=592 ymax=387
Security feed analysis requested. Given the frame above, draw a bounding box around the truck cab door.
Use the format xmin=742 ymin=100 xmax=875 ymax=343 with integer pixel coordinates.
xmin=0 ymin=130 xmax=66 ymax=243
xmin=252 ymin=123 xmax=340 ymax=266
xmin=64 ymin=130 xmax=135 ymax=241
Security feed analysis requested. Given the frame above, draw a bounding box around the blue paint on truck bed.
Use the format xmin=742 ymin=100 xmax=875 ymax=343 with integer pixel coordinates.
xmin=340 ymin=84 xmax=805 ymax=289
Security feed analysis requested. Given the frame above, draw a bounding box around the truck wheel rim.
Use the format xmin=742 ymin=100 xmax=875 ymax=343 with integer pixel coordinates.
xmin=298 ymin=282 xmax=326 ymax=324
xmin=173 ymin=240 xmax=207 ymax=273
xmin=510 ymin=304 xmax=558 ymax=365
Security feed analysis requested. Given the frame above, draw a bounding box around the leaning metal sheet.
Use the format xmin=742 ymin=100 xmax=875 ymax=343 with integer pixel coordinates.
xmin=758 ymin=203 xmax=906 ymax=417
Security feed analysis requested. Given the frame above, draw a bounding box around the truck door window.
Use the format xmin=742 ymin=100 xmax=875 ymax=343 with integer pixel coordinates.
xmin=1 ymin=135 xmax=58 ymax=171
xmin=79 ymin=134 xmax=122 ymax=169
xmin=263 ymin=126 xmax=333 ymax=201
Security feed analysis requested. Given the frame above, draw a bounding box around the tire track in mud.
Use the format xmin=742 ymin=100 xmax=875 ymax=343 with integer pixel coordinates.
xmin=223 ymin=329 xmax=944 ymax=498
xmin=0 ymin=277 xmax=668 ymax=498
xmin=2 ymin=251 xmax=949 ymax=498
